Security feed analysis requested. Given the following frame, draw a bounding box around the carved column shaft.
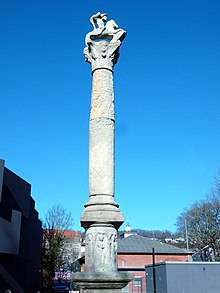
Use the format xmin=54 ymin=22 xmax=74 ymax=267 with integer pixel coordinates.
xmin=80 ymin=41 xmax=124 ymax=229
xmin=89 ymin=68 xmax=115 ymax=203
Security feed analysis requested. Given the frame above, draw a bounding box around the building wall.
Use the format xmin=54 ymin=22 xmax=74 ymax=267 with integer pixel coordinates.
xmin=118 ymin=253 xmax=189 ymax=267
xmin=0 ymin=160 xmax=42 ymax=293
xmin=63 ymin=230 xmax=81 ymax=264
xmin=145 ymin=262 xmax=220 ymax=293
xmin=118 ymin=253 xmax=190 ymax=293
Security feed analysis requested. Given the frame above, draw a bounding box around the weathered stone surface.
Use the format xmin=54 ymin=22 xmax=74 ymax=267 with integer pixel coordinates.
xmin=80 ymin=202 xmax=124 ymax=230
xmin=89 ymin=118 xmax=114 ymax=196
xmin=90 ymin=69 xmax=114 ymax=121
xmin=73 ymin=271 xmax=133 ymax=289
xmin=85 ymin=224 xmax=117 ymax=272
xmin=84 ymin=12 xmax=126 ymax=72
xmin=81 ymin=36 xmax=125 ymax=229
xmin=89 ymin=68 xmax=115 ymax=196
xmin=74 ymin=12 xmax=132 ymax=293
xmin=85 ymin=12 xmax=126 ymax=46
xmin=84 ymin=41 xmax=121 ymax=72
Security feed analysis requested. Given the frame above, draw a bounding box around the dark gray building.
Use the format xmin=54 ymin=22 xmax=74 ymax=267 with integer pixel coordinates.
xmin=0 ymin=159 xmax=42 ymax=293
xmin=145 ymin=261 xmax=220 ymax=293
xmin=117 ymin=234 xmax=191 ymax=293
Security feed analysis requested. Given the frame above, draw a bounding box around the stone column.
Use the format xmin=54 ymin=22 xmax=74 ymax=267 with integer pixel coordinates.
xmin=80 ymin=40 xmax=124 ymax=229
xmin=73 ymin=13 xmax=132 ymax=293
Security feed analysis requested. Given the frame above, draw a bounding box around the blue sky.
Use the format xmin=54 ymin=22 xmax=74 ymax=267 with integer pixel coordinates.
xmin=1 ymin=0 xmax=220 ymax=232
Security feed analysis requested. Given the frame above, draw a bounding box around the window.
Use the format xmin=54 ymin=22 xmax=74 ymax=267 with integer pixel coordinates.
xmin=134 ymin=277 xmax=142 ymax=287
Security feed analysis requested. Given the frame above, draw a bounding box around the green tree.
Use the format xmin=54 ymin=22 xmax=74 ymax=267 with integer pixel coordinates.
xmin=176 ymin=172 xmax=220 ymax=261
xmin=41 ymin=204 xmax=73 ymax=290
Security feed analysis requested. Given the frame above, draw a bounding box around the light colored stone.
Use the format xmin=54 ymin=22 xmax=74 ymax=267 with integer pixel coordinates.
xmin=90 ymin=69 xmax=114 ymax=121
xmin=81 ymin=10 xmax=127 ymax=249
xmin=80 ymin=206 xmax=124 ymax=230
xmin=81 ymin=25 xmax=126 ymax=228
xmin=73 ymin=271 xmax=133 ymax=291
xmin=84 ymin=41 xmax=121 ymax=72
xmin=84 ymin=12 xmax=126 ymax=72
xmin=85 ymin=224 xmax=117 ymax=272
xmin=85 ymin=12 xmax=126 ymax=45
xmin=89 ymin=118 xmax=114 ymax=196
xmin=73 ymin=12 xmax=132 ymax=293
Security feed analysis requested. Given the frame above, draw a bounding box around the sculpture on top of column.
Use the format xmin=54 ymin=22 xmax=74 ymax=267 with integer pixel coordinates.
xmin=86 ymin=12 xmax=126 ymax=44
xmin=84 ymin=12 xmax=126 ymax=71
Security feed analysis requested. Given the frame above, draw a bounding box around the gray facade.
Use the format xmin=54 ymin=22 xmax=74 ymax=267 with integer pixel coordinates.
xmin=145 ymin=261 xmax=220 ymax=293
xmin=0 ymin=159 xmax=42 ymax=293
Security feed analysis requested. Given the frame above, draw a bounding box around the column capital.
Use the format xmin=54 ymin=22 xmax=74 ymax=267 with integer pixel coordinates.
xmin=84 ymin=41 xmax=121 ymax=72
xmin=84 ymin=12 xmax=126 ymax=72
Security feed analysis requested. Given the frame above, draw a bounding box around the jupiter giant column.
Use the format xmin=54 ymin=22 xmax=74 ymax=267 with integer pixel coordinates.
xmin=74 ymin=13 xmax=132 ymax=293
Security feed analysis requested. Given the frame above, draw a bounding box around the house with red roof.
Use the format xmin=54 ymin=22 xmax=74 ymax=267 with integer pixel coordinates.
xmin=117 ymin=234 xmax=192 ymax=293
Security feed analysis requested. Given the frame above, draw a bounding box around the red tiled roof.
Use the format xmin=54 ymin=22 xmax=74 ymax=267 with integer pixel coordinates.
xmin=44 ymin=229 xmax=81 ymax=239
xmin=63 ymin=230 xmax=81 ymax=238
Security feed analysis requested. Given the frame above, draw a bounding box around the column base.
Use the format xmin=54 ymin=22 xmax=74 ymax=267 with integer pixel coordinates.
xmin=73 ymin=271 xmax=133 ymax=292
xmin=80 ymin=204 xmax=124 ymax=229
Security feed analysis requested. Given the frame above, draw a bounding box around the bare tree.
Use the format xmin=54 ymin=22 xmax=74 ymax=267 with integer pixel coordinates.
xmin=45 ymin=204 xmax=73 ymax=233
xmin=176 ymin=173 xmax=220 ymax=261
xmin=41 ymin=204 xmax=73 ymax=290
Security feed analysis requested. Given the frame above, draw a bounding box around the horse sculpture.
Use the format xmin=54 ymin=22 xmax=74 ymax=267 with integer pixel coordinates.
xmin=85 ymin=12 xmax=126 ymax=45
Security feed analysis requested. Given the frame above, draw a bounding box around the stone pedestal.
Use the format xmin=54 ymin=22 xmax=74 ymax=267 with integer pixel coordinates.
xmin=73 ymin=272 xmax=132 ymax=293
xmin=73 ymin=13 xmax=132 ymax=292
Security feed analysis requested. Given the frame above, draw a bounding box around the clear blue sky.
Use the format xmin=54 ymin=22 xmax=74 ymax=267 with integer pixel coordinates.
xmin=1 ymin=0 xmax=220 ymax=232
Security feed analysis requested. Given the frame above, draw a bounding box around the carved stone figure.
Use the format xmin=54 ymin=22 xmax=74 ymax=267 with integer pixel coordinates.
xmin=85 ymin=12 xmax=126 ymax=46
xmin=85 ymin=225 xmax=118 ymax=273
xmin=90 ymin=12 xmax=107 ymax=30
xmin=96 ymin=232 xmax=108 ymax=269
xmin=109 ymin=233 xmax=117 ymax=264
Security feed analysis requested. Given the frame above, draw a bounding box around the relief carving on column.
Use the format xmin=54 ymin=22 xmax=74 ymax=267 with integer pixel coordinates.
xmin=90 ymin=70 xmax=114 ymax=120
xmin=85 ymin=226 xmax=118 ymax=272
xmin=109 ymin=233 xmax=117 ymax=264
xmin=85 ymin=232 xmax=94 ymax=265
xmin=89 ymin=118 xmax=114 ymax=196
xmin=84 ymin=12 xmax=126 ymax=71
